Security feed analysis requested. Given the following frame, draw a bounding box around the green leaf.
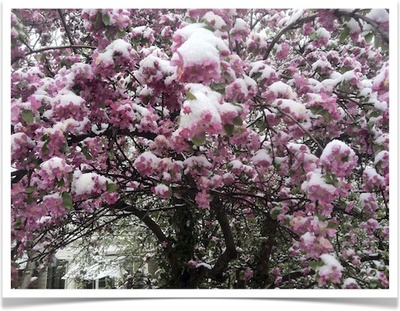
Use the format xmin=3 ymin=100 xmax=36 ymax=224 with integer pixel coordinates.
xmin=255 ymin=119 xmax=266 ymax=132
xmin=212 ymin=83 xmax=227 ymax=95
xmin=25 ymin=187 xmax=36 ymax=194
xmin=58 ymin=178 xmax=65 ymax=187
xmin=21 ymin=109 xmax=35 ymax=124
xmin=26 ymin=193 xmax=34 ymax=204
xmin=203 ymin=24 xmax=215 ymax=32
xmin=94 ymin=12 xmax=103 ymax=30
xmin=339 ymin=26 xmax=350 ymax=43
xmin=186 ymin=92 xmax=197 ymax=101
xmin=108 ymin=148 xmax=115 ymax=160
xmin=308 ymin=260 xmax=321 ymax=271
xmin=223 ymin=124 xmax=235 ymax=136
xmin=82 ymin=146 xmax=92 ymax=160
xmin=116 ymin=30 xmax=126 ymax=39
xmin=309 ymin=32 xmax=317 ymax=40
xmin=368 ymin=111 xmax=381 ymax=119
xmin=61 ymin=192 xmax=73 ymax=210
xmin=309 ymin=106 xmax=332 ymax=122
xmin=102 ymin=13 xmax=111 ymax=26
xmin=270 ymin=206 xmax=281 ymax=220
xmin=369 ymin=279 xmax=378 ymax=288
xmin=374 ymin=35 xmax=382 ymax=49
xmin=106 ymin=182 xmax=117 ymax=192
xmin=14 ymin=217 xmax=22 ymax=229
xmin=42 ymin=139 xmax=49 ymax=155
xmin=327 ymin=221 xmax=337 ymax=229
xmin=320 ymin=110 xmax=333 ymax=122
xmin=192 ymin=133 xmax=206 ymax=146
xmin=233 ymin=116 xmax=243 ymax=126
xmin=309 ymin=106 xmax=324 ymax=115
xmin=323 ymin=173 xmax=338 ymax=186
xmin=365 ymin=32 xmax=374 ymax=43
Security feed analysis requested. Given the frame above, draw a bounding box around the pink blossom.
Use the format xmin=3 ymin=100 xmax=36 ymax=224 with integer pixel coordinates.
xmin=195 ymin=190 xmax=211 ymax=209
xmin=244 ymin=267 xmax=253 ymax=281
xmin=378 ymin=271 xmax=389 ymax=288
xmin=153 ymin=184 xmax=171 ymax=199
xmin=318 ymin=254 xmax=343 ymax=286
xmin=320 ymin=140 xmax=358 ymax=177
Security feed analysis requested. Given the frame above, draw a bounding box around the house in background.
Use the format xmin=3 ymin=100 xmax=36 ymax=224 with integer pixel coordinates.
xmin=45 ymin=245 xmax=158 ymax=289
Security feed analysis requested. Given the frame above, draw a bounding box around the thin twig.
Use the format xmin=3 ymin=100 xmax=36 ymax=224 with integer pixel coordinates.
xmin=57 ymin=9 xmax=78 ymax=54
xmin=24 ymin=45 xmax=96 ymax=56
xmin=275 ymin=106 xmax=324 ymax=153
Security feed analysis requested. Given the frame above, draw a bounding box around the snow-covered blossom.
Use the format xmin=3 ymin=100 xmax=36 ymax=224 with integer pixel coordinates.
xmin=229 ymin=18 xmax=250 ymax=42
xmin=301 ymin=170 xmax=338 ymax=215
xmin=176 ymin=83 xmax=241 ymax=140
xmin=318 ymin=254 xmax=343 ymax=285
xmin=34 ymin=156 xmax=72 ymax=190
xmin=342 ymin=277 xmax=360 ymax=289
xmin=299 ymin=232 xmax=333 ymax=259
xmin=153 ymin=184 xmax=171 ymax=199
xmin=72 ymin=171 xmax=112 ymax=196
xmin=359 ymin=192 xmax=379 ymax=216
xmin=362 ymin=166 xmax=386 ymax=191
xmin=251 ymin=149 xmax=272 ymax=168
xmin=171 ymin=24 xmax=229 ymax=84
xmin=320 ymin=140 xmax=358 ymax=177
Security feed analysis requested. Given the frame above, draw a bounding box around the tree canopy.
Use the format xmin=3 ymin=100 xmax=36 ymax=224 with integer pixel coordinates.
xmin=10 ymin=8 xmax=390 ymax=290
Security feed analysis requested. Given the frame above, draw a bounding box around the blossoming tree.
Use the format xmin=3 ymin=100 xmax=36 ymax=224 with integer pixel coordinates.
xmin=10 ymin=8 xmax=390 ymax=289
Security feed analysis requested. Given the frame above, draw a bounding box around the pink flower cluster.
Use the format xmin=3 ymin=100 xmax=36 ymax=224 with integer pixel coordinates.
xmin=171 ymin=24 xmax=229 ymax=84
xmin=359 ymin=218 xmax=380 ymax=234
xmin=290 ymin=216 xmax=336 ymax=259
xmin=342 ymin=278 xmax=360 ymax=289
xmin=299 ymin=232 xmax=333 ymax=259
xmin=341 ymin=249 xmax=361 ymax=267
xmin=92 ymin=39 xmax=139 ymax=77
xmin=272 ymin=267 xmax=282 ymax=286
xmin=320 ymin=140 xmax=358 ymax=178
xmin=318 ymin=253 xmax=343 ymax=286
xmin=374 ymin=150 xmax=389 ymax=176
xmin=362 ymin=166 xmax=386 ymax=191
xmin=301 ymin=170 xmax=338 ymax=216
xmin=152 ymin=184 xmax=171 ymax=199
xmin=34 ymin=156 xmax=72 ymax=190
xmin=138 ymin=54 xmax=177 ymax=91
xmin=275 ymin=42 xmax=291 ymax=61
xmin=359 ymin=192 xmax=379 ymax=216
xmin=229 ymin=17 xmax=250 ymax=43
xmin=172 ymin=50 xmax=222 ymax=85
xmin=35 ymin=128 xmax=67 ymax=159
xmin=133 ymin=151 xmax=183 ymax=183
xmin=130 ymin=25 xmax=155 ymax=44
xmin=306 ymin=93 xmax=344 ymax=123
xmin=225 ymin=78 xmax=257 ymax=103
xmin=39 ymin=194 xmax=67 ymax=219
xmin=11 ymin=133 xmax=35 ymax=168
xmin=195 ymin=190 xmax=211 ymax=209
xmin=287 ymin=142 xmax=320 ymax=185
xmin=81 ymin=9 xmax=131 ymax=48
xmin=186 ymin=9 xmax=238 ymax=29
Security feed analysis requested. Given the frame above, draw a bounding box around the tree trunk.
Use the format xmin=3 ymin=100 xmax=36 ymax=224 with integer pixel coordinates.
xmin=251 ymin=216 xmax=278 ymax=288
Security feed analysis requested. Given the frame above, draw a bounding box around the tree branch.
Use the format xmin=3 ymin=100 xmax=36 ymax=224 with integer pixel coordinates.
xmin=334 ymin=10 xmax=389 ymax=44
xmin=275 ymin=106 xmax=324 ymax=153
xmin=263 ymin=13 xmax=318 ymax=60
xmin=210 ymin=198 xmax=237 ymax=281
xmin=11 ymin=169 xmax=28 ymax=184
xmin=57 ymin=9 xmax=78 ymax=54
xmin=24 ymin=45 xmax=97 ymax=57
